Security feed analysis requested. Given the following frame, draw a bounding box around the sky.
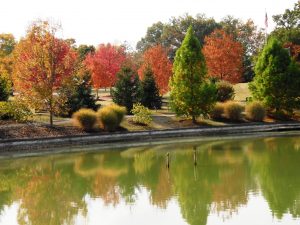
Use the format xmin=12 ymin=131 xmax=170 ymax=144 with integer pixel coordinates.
xmin=0 ymin=0 xmax=298 ymax=48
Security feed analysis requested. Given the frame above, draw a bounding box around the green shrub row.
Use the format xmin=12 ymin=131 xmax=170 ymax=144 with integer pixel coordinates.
xmin=210 ymin=101 xmax=266 ymax=122
xmin=72 ymin=104 xmax=126 ymax=132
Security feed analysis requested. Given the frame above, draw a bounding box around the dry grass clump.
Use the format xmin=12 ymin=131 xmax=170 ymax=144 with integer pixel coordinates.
xmin=223 ymin=101 xmax=244 ymax=121
xmin=72 ymin=109 xmax=97 ymax=131
xmin=245 ymin=101 xmax=266 ymax=122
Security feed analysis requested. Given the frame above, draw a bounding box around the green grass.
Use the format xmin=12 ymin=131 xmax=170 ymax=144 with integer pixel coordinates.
xmin=233 ymin=83 xmax=251 ymax=103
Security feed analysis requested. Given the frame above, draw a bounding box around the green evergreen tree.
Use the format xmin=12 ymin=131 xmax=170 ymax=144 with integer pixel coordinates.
xmin=249 ymin=38 xmax=300 ymax=115
xmin=141 ymin=67 xmax=162 ymax=109
xmin=111 ymin=66 xmax=143 ymax=113
xmin=169 ymin=26 xmax=217 ymax=123
xmin=56 ymin=73 xmax=97 ymax=117
xmin=0 ymin=75 xmax=10 ymax=101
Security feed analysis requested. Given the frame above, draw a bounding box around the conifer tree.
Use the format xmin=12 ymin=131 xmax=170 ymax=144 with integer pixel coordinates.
xmin=169 ymin=26 xmax=217 ymax=123
xmin=249 ymin=38 xmax=300 ymax=114
xmin=111 ymin=66 xmax=143 ymax=113
xmin=141 ymin=67 xmax=162 ymax=109
xmin=56 ymin=73 xmax=97 ymax=117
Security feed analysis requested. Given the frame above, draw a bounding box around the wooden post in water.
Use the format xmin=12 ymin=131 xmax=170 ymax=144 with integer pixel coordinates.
xmin=166 ymin=152 xmax=170 ymax=168
xmin=193 ymin=147 xmax=197 ymax=166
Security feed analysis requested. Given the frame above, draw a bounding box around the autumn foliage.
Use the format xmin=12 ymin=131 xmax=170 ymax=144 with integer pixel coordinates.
xmin=203 ymin=29 xmax=244 ymax=83
xmin=85 ymin=43 xmax=126 ymax=89
xmin=138 ymin=45 xmax=172 ymax=94
xmin=13 ymin=21 xmax=77 ymax=125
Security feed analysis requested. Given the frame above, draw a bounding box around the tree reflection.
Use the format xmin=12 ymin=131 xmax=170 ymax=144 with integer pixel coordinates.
xmin=0 ymin=135 xmax=299 ymax=224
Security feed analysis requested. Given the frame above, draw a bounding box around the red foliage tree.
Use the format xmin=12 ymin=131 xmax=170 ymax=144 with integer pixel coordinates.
xmin=13 ymin=21 xmax=77 ymax=125
xmin=85 ymin=43 xmax=126 ymax=89
xmin=203 ymin=29 xmax=244 ymax=83
xmin=138 ymin=45 xmax=172 ymax=94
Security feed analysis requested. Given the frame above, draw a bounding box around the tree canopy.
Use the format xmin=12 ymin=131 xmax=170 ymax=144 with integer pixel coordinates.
xmin=170 ymin=26 xmax=216 ymax=123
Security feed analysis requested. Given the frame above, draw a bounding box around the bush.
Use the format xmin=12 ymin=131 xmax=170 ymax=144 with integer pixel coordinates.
xmin=210 ymin=103 xmax=224 ymax=120
xmin=108 ymin=104 xmax=127 ymax=125
xmin=216 ymin=81 xmax=235 ymax=102
xmin=72 ymin=109 xmax=97 ymax=131
xmin=245 ymin=101 xmax=266 ymax=122
xmin=131 ymin=103 xmax=152 ymax=125
xmin=97 ymin=107 xmax=119 ymax=131
xmin=223 ymin=101 xmax=244 ymax=121
xmin=0 ymin=101 xmax=32 ymax=122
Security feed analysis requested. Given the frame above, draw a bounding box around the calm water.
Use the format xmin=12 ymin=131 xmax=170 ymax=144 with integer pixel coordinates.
xmin=0 ymin=134 xmax=300 ymax=225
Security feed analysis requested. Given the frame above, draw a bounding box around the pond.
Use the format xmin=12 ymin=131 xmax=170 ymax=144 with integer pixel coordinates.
xmin=0 ymin=133 xmax=300 ymax=225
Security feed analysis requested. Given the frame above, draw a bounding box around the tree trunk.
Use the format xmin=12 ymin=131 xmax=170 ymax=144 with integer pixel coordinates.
xmin=96 ymin=89 xmax=99 ymax=100
xmin=192 ymin=115 xmax=196 ymax=124
xmin=50 ymin=110 xmax=53 ymax=126
xmin=49 ymin=98 xmax=53 ymax=126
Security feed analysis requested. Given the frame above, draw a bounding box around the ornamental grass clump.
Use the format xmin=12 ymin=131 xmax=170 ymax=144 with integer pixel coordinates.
xmin=224 ymin=101 xmax=244 ymax=121
xmin=108 ymin=104 xmax=127 ymax=124
xmin=210 ymin=103 xmax=224 ymax=120
xmin=72 ymin=109 xmax=97 ymax=131
xmin=245 ymin=101 xmax=266 ymax=122
xmin=131 ymin=103 xmax=152 ymax=126
xmin=98 ymin=107 xmax=118 ymax=131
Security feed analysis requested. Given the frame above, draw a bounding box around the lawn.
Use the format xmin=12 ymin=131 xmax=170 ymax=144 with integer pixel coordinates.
xmin=22 ymin=83 xmax=300 ymax=130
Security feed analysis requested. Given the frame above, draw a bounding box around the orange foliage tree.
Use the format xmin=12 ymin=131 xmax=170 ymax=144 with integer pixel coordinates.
xmin=138 ymin=45 xmax=172 ymax=94
xmin=13 ymin=21 xmax=77 ymax=126
xmin=203 ymin=29 xmax=244 ymax=83
xmin=85 ymin=43 xmax=126 ymax=90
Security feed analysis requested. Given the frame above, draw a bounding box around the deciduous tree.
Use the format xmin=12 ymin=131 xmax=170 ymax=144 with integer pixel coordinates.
xmin=136 ymin=14 xmax=220 ymax=60
xmin=138 ymin=45 xmax=172 ymax=94
xmin=203 ymin=29 xmax=244 ymax=83
xmin=85 ymin=43 xmax=126 ymax=90
xmin=13 ymin=21 xmax=77 ymax=126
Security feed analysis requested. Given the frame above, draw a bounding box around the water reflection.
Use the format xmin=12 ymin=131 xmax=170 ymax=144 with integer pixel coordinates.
xmin=0 ymin=135 xmax=300 ymax=225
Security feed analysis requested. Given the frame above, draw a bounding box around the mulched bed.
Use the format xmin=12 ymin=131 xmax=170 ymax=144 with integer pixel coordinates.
xmin=0 ymin=122 xmax=88 ymax=140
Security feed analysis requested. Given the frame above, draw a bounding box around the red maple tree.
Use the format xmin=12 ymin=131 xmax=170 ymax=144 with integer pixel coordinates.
xmin=85 ymin=43 xmax=126 ymax=89
xmin=13 ymin=21 xmax=77 ymax=125
xmin=203 ymin=29 xmax=244 ymax=83
xmin=138 ymin=45 xmax=172 ymax=94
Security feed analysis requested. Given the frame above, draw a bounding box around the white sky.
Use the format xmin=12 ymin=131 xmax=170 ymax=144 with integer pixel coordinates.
xmin=0 ymin=0 xmax=298 ymax=48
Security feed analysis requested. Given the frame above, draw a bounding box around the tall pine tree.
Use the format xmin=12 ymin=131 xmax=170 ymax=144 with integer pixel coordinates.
xmin=141 ymin=67 xmax=162 ymax=109
xmin=169 ymin=26 xmax=217 ymax=123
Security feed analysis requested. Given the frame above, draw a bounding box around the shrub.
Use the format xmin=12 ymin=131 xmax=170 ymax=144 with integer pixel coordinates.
xmin=223 ymin=101 xmax=244 ymax=121
xmin=97 ymin=107 xmax=119 ymax=131
xmin=0 ymin=101 xmax=32 ymax=122
xmin=245 ymin=101 xmax=266 ymax=122
xmin=108 ymin=104 xmax=127 ymax=125
xmin=210 ymin=103 xmax=224 ymax=120
xmin=216 ymin=81 xmax=235 ymax=102
xmin=131 ymin=103 xmax=152 ymax=125
xmin=72 ymin=109 xmax=97 ymax=131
